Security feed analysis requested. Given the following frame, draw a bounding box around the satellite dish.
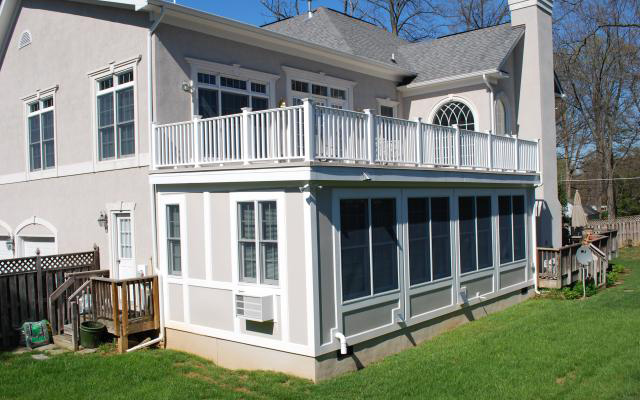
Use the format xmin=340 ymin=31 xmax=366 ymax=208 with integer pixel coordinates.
xmin=576 ymin=245 xmax=593 ymax=266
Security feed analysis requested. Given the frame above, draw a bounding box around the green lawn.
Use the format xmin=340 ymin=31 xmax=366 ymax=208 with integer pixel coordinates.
xmin=1 ymin=248 xmax=639 ymax=400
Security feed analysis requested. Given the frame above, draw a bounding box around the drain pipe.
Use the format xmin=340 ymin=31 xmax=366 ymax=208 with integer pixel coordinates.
xmin=482 ymin=74 xmax=495 ymax=134
xmin=334 ymin=331 xmax=347 ymax=355
xmin=128 ymin=6 xmax=166 ymax=354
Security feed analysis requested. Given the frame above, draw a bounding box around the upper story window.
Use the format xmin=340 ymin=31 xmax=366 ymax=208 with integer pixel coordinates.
xmin=27 ymin=97 xmax=55 ymax=171
xmin=432 ymin=100 xmax=475 ymax=131
xmin=96 ymin=69 xmax=135 ymax=161
xmin=196 ymin=71 xmax=270 ymax=119
xmin=290 ymin=79 xmax=348 ymax=109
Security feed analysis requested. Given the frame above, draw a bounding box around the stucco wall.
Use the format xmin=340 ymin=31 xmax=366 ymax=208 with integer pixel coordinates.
xmin=0 ymin=0 xmax=150 ymax=178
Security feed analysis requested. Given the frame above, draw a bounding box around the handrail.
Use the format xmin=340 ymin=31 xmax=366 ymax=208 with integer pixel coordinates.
xmin=68 ymin=279 xmax=91 ymax=301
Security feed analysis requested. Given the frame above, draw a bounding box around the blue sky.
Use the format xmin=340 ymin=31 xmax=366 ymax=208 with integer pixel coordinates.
xmin=172 ymin=0 xmax=346 ymax=26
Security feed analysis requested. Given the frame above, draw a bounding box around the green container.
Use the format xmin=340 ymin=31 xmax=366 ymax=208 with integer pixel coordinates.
xmin=79 ymin=321 xmax=105 ymax=349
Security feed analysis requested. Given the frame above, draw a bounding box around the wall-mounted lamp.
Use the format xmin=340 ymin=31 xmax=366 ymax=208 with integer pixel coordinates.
xmin=182 ymin=81 xmax=194 ymax=93
xmin=97 ymin=211 xmax=108 ymax=232
xmin=5 ymin=237 xmax=14 ymax=252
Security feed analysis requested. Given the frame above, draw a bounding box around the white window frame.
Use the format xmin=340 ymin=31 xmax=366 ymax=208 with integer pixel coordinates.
xmin=237 ymin=200 xmax=280 ymax=285
xmin=282 ymin=65 xmax=356 ymax=110
xmin=186 ymin=58 xmax=279 ymax=117
xmin=428 ymin=95 xmax=480 ymax=132
xmin=88 ymin=56 xmax=141 ymax=172
xmin=106 ymin=201 xmax=137 ymax=279
xmin=497 ymin=191 xmax=529 ymax=268
xmin=22 ymin=86 xmax=58 ymax=180
xmin=158 ymin=194 xmax=188 ymax=279
xmin=377 ymin=98 xmax=399 ymax=118
xmin=230 ymin=191 xmax=286 ymax=289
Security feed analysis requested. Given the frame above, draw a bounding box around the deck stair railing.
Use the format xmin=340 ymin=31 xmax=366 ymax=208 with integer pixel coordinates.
xmin=153 ymin=100 xmax=540 ymax=173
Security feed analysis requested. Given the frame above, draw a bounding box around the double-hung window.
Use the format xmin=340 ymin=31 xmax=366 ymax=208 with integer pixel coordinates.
xmin=458 ymin=196 xmax=493 ymax=274
xmin=196 ymin=72 xmax=269 ymax=119
xmin=27 ymin=97 xmax=55 ymax=171
xmin=340 ymin=198 xmax=398 ymax=301
xmin=498 ymin=195 xmax=527 ymax=264
xmin=166 ymin=204 xmax=182 ymax=276
xmin=96 ymin=70 xmax=135 ymax=161
xmin=407 ymin=197 xmax=452 ymax=285
xmin=238 ymin=201 xmax=279 ymax=285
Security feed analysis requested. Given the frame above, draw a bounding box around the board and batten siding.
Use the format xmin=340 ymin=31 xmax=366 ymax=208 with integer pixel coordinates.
xmin=157 ymin=189 xmax=311 ymax=353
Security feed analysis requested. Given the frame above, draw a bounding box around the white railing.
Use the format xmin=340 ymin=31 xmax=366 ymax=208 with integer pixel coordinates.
xmin=153 ymin=100 xmax=540 ymax=174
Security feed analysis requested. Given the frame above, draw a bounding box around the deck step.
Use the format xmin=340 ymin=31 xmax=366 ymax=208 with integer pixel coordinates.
xmin=63 ymin=323 xmax=73 ymax=334
xmin=52 ymin=334 xmax=74 ymax=351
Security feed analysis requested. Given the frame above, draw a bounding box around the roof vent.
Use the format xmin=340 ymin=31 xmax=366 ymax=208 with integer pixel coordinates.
xmin=307 ymin=0 xmax=313 ymax=18
xmin=18 ymin=30 xmax=32 ymax=49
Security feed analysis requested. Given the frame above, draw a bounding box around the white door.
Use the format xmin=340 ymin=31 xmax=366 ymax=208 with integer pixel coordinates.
xmin=114 ymin=213 xmax=136 ymax=279
xmin=0 ymin=236 xmax=13 ymax=259
xmin=21 ymin=236 xmax=56 ymax=257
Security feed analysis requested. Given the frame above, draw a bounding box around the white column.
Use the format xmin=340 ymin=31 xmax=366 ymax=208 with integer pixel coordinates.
xmin=364 ymin=109 xmax=375 ymax=164
xmin=415 ymin=117 xmax=423 ymax=166
xmin=302 ymin=99 xmax=315 ymax=162
xmin=453 ymin=124 xmax=461 ymax=168
xmin=192 ymin=115 xmax=202 ymax=167
xmin=241 ymin=107 xmax=252 ymax=165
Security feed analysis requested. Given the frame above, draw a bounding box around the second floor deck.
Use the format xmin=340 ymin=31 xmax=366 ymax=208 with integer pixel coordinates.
xmin=152 ymin=101 xmax=539 ymax=177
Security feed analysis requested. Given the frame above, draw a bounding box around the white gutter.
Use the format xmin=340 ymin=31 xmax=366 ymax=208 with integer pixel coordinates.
xmin=130 ymin=5 xmax=165 ymax=353
xmin=482 ymin=73 xmax=495 ymax=134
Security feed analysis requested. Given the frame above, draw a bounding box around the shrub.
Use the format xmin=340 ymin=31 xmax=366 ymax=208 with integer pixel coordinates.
xmin=562 ymin=280 xmax=597 ymax=299
xmin=613 ymin=264 xmax=625 ymax=274
xmin=606 ymin=271 xmax=619 ymax=287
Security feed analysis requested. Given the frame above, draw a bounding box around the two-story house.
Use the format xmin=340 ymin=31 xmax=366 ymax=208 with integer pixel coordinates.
xmin=0 ymin=0 xmax=561 ymax=381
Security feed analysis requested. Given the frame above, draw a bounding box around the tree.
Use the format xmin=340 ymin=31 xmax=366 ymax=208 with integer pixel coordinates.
xmin=260 ymin=0 xmax=301 ymax=21
xmin=439 ymin=0 xmax=510 ymax=31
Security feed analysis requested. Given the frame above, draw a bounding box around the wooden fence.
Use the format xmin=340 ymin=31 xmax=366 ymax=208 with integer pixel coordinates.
xmin=588 ymin=215 xmax=640 ymax=248
xmin=0 ymin=247 xmax=100 ymax=348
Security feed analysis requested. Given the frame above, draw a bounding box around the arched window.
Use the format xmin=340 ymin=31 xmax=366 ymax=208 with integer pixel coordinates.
xmin=495 ymin=99 xmax=508 ymax=135
xmin=432 ymin=101 xmax=475 ymax=131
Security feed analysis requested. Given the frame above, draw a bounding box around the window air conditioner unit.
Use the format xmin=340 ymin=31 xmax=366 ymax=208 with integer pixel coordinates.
xmin=235 ymin=294 xmax=274 ymax=322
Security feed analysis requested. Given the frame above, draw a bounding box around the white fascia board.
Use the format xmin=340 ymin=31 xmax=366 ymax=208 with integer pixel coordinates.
xmin=398 ymin=69 xmax=508 ymax=96
xmin=145 ymin=0 xmax=413 ymax=81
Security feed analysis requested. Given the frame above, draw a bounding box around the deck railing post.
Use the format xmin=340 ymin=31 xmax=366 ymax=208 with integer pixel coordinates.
xmin=536 ymin=138 xmax=541 ymax=173
xmin=192 ymin=115 xmax=202 ymax=167
xmin=364 ymin=109 xmax=375 ymax=164
xmin=151 ymin=122 xmax=157 ymax=170
xmin=453 ymin=124 xmax=461 ymax=168
xmin=488 ymin=131 xmax=493 ymax=171
xmin=241 ymin=107 xmax=252 ymax=165
xmin=415 ymin=117 xmax=423 ymax=166
xmin=515 ymin=135 xmax=520 ymax=171
xmin=302 ymin=99 xmax=315 ymax=162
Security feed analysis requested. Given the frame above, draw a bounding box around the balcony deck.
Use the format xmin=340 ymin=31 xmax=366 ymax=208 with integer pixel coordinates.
xmin=152 ymin=102 xmax=539 ymax=177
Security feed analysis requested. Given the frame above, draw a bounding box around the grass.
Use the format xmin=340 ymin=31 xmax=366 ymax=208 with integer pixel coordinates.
xmin=1 ymin=247 xmax=639 ymax=400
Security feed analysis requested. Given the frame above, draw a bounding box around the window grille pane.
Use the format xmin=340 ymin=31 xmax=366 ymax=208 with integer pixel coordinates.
xmin=98 ymin=93 xmax=115 ymax=160
xmin=99 ymin=77 xmax=113 ymax=91
xmin=198 ymin=72 xmax=216 ymax=85
xmin=433 ymin=101 xmax=475 ymax=131
xmin=371 ymin=199 xmax=398 ymax=294
xmin=261 ymin=242 xmax=278 ymax=282
xmin=340 ymin=199 xmax=370 ymax=301
xmin=251 ymin=97 xmax=268 ymax=111
xmin=408 ymin=198 xmax=431 ymax=285
xmin=476 ymin=196 xmax=493 ymax=268
xmin=116 ymin=88 xmax=135 ymax=157
xmin=98 ymin=93 xmax=114 ymax=128
xmin=291 ymin=80 xmax=309 ymax=93
xmin=251 ymin=82 xmax=266 ymax=94
xmin=117 ymin=70 xmax=134 ymax=85
xmin=198 ymin=88 xmax=219 ymax=119
xmin=312 ymin=84 xmax=328 ymax=97
xmin=118 ymin=123 xmax=135 ymax=157
xmin=260 ymin=201 xmax=277 ymax=241
xmin=166 ymin=205 xmax=181 ymax=275
xmin=513 ymin=196 xmax=526 ymax=261
xmin=119 ymin=218 xmax=132 ymax=259
xmin=29 ymin=102 xmax=39 ymax=113
xmin=431 ymin=197 xmax=451 ymax=280
xmin=240 ymin=242 xmax=256 ymax=280
xmin=220 ymin=76 xmax=247 ymax=90
xmin=380 ymin=105 xmax=394 ymax=117
xmin=220 ymin=91 xmax=248 ymax=116
xmin=499 ymin=196 xmax=513 ymax=264
xmin=42 ymin=97 xmax=53 ymax=108
xmin=99 ymin=127 xmax=115 ymax=160
xmin=330 ymin=88 xmax=346 ymax=100
xmin=238 ymin=202 xmax=255 ymax=240
xmin=28 ymin=116 xmax=41 ymax=171
xmin=459 ymin=197 xmax=477 ymax=273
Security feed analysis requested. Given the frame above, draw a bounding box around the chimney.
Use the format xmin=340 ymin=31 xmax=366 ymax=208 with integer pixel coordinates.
xmin=307 ymin=0 xmax=313 ymax=18
xmin=508 ymin=0 xmax=561 ymax=248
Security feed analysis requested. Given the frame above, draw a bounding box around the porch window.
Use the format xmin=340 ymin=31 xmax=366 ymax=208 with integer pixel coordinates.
xmin=407 ymin=197 xmax=451 ymax=285
xmin=290 ymin=78 xmax=348 ymax=109
xmin=166 ymin=204 xmax=181 ymax=276
xmin=459 ymin=196 xmax=493 ymax=274
xmin=196 ymin=72 xmax=269 ymax=118
xmin=96 ymin=69 xmax=135 ymax=161
xmin=340 ymin=198 xmax=398 ymax=301
xmin=238 ymin=201 xmax=279 ymax=285
xmin=499 ymin=195 xmax=526 ymax=264
xmin=27 ymin=97 xmax=55 ymax=171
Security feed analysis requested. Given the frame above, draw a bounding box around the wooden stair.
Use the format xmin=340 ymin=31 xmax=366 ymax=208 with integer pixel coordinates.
xmin=52 ymin=324 xmax=74 ymax=350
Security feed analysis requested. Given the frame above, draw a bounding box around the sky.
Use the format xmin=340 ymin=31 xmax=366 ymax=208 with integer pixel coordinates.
xmin=170 ymin=0 xmax=346 ymax=27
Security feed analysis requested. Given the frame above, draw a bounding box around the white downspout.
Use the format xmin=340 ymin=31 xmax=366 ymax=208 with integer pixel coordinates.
xmin=334 ymin=331 xmax=347 ymax=355
xmin=483 ymin=74 xmax=495 ymax=134
xmin=129 ymin=6 xmax=166 ymax=353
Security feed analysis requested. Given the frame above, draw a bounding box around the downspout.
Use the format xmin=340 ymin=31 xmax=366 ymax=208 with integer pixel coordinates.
xmin=482 ymin=74 xmax=495 ymax=134
xmin=334 ymin=331 xmax=347 ymax=355
xmin=129 ymin=5 xmax=166 ymax=353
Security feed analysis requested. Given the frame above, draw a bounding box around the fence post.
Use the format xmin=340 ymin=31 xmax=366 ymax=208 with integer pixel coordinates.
xmin=93 ymin=244 xmax=100 ymax=270
xmin=488 ymin=132 xmax=493 ymax=170
xmin=302 ymin=99 xmax=315 ymax=162
xmin=514 ymin=135 xmax=520 ymax=171
xmin=35 ymin=248 xmax=44 ymax=319
xmin=192 ymin=115 xmax=202 ymax=167
xmin=415 ymin=117 xmax=423 ymax=166
xmin=453 ymin=124 xmax=461 ymax=168
xmin=241 ymin=107 xmax=252 ymax=165
xmin=364 ymin=109 xmax=375 ymax=164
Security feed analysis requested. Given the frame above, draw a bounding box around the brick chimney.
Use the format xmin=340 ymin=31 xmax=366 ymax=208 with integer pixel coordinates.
xmin=508 ymin=0 xmax=561 ymax=247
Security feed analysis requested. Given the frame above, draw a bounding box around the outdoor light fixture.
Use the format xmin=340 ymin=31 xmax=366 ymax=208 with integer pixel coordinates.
xmin=5 ymin=237 xmax=14 ymax=252
xmin=181 ymin=81 xmax=193 ymax=93
xmin=97 ymin=211 xmax=108 ymax=232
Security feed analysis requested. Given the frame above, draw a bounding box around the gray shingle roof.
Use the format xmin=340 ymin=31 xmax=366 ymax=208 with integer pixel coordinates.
xmin=263 ymin=7 xmax=524 ymax=84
